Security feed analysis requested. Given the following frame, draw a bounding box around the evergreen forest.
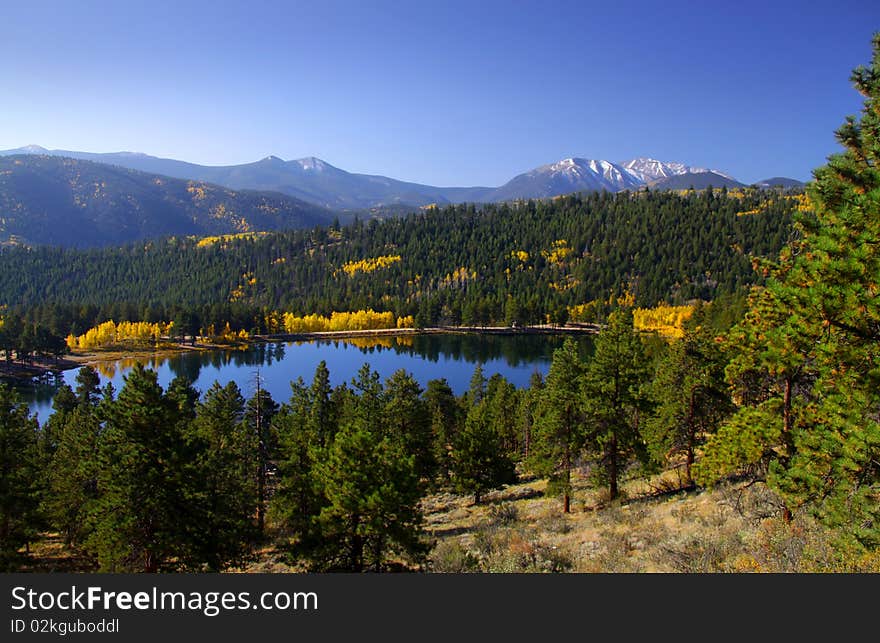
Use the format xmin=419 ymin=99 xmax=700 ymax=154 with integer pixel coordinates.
xmin=0 ymin=187 xmax=797 ymax=339
xmin=1 ymin=34 xmax=879 ymax=574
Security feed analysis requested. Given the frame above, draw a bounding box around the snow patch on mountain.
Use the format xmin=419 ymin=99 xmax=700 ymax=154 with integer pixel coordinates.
xmin=621 ymin=157 xmax=735 ymax=183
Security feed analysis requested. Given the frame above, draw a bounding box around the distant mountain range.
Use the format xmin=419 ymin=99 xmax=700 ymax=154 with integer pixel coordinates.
xmin=648 ymin=171 xmax=746 ymax=191
xmin=0 ymin=146 xmax=803 ymax=210
xmin=752 ymin=177 xmax=805 ymax=189
xmin=0 ymin=155 xmax=335 ymax=247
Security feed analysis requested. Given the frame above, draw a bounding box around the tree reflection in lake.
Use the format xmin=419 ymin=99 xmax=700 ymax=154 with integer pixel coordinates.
xmin=26 ymin=333 xmax=592 ymax=425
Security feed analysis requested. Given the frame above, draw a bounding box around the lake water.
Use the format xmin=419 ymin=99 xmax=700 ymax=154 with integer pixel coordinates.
xmin=21 ymin=332 xmax=593 ymax=424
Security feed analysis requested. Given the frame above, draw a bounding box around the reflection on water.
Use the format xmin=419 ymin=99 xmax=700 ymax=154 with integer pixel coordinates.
xmin=4 ymin=370 xmax=67 ymax=411
xmin=25 ymin=332 xmax=592 ymax=424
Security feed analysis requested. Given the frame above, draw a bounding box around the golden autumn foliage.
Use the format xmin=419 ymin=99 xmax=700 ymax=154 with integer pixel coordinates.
xmin=67 ymin=320 xmax=172 ymax=350
xmin=229 ymin=272 xmax=257 ymax=302
xmin=342 ymin=335 xmax=414 ymax=350
xmin=196 ymin=232 xmax=268 ymax=248
xmin=632 ymin=304 xmax=695 ymax=338
xmin=340 ymin=255 xmax=401 ymax=276
xmin=568 ymin=290 xmax=635 ymax=323
xmin=186 ymin=182 xmax=208 ymax=200
xmin=205 ymin=322 xmax=250 ymax=344
xmin=736 ymin=206 xmax=766 ymax=217
xmin=568 ymin=301 xmax=599 ymax=322
xmin=263 ymin=311 xmax=283 ymax=334
xmin=787 ymin=193 xmax=812 ymax=212
xmin=542 ymin=239 xmax=574 ymax=265
xmin=282 ymin=309 xmax=401 ymax=333
xmin=549 ymin=276 xmax=581 ymax=292
xmin=735 ymin=193 xmax=810 ymax=217
xmin=439 ymin=266 xmax=474 ymax=288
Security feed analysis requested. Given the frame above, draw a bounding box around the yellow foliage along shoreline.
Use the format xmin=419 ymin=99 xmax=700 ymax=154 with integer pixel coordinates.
xmin=67 ymin=320 xmax=172 ymax=351
xmin=67 ymin=310 xmax=416 ymax=350
xmin=633 ymin=304 xmax=694 ymax=338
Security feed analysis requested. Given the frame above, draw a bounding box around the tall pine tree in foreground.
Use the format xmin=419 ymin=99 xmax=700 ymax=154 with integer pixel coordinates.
xmin=87 ymin=365 xmax=188 ymax=572
xmin=529 ymin=338 xmax=585 ymax=513
xmin=770 ymin=35 xmax=880 ymax=547
xmin=452 ymin=366 xmax=516 ymax=504
xmin=0 ymin=385 xmax=41 ymax=571
xmin=244 ymin=383 xmax=278 ymax=537
xmin=699 ymin=34 xmax=880 ymax=550
xmin=186 ymin=381 xmax=258 ymax=571
xmin=310 ymin=365 xmax=426 ymax=571
xmin=424 ymin=378 xmax=461 ymax=486
xmin=272 ymin=377 xmax=326 ymax=556
xmin=46 ymin=368 xmax=104 ymax=548
xmin=646 ymin=308 xmax=731 ymax=485
xmin=582 ymin=309 xmax=651 ymax=501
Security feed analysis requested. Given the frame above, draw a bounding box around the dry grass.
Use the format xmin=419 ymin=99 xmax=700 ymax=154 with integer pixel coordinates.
xmin=421 ymin=468 xmax=878 ymax=573
xmin=17 ymin=534 xmax=97 ymax=573
xmin=19 ymin=469 xmax=878 ymax=574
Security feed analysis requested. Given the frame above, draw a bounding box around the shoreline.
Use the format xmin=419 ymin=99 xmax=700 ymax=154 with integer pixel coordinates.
xmin=2 ymin=323 xmax=600 ymax=381
xmin=253 ymin=322 xmax=599 ymax=342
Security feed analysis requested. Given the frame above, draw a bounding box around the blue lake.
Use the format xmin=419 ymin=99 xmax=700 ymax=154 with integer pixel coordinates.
xmin=23 ymin=333 xmax=593 ymax=424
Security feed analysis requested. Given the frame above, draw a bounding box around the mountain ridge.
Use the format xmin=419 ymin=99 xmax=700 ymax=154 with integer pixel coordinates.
xmin=0 ymin=146 xmax=801 ymax=210
xmin=0 ymin=155 xmax=336 ymax=247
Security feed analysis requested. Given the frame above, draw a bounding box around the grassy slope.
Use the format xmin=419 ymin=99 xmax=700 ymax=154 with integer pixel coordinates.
xmin=22 ymin=468 xmax=880 ymax=573
xmin=419 ymin=472 xmax=879 ymax=573
xmin=237 ymin=468 xmax=880 ymax=573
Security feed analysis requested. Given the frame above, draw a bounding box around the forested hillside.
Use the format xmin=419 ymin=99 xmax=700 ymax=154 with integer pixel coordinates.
xmin=4 ymin=33 xmax=880 ymax=576
xmin=0 ymin=155 xmax=335 ymax=247
xmin=0 ymin=187 xmax=797 ymax=335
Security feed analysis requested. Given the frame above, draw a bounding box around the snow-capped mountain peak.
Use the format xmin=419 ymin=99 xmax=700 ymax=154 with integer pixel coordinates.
xmin=620 ymin=157 xmax=735 ymax=183
xmin=19 ymin=144 xmax=49 ymax=154
xmin=294 ymin=156 xmax=332 ymax=172
xmin=544 ymin=157 xmax=642 ymax=189
xmin=621 ymin=157 xmax=689 ymax=182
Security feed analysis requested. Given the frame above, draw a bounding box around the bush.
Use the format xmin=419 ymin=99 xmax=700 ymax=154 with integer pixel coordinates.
xmin=488 ymin=503 xmax=519 ymax=525
xmin=430 ymin=540 xmax=479 ymax=573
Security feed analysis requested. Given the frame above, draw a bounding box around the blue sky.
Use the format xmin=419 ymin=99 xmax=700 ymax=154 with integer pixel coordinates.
xmin=2 ymin=0 xmax=878 ymax=185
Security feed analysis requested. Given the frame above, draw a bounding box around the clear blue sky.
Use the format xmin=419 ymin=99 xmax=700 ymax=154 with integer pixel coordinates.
xmin=2 ymin=0 xmax=878 ymax=185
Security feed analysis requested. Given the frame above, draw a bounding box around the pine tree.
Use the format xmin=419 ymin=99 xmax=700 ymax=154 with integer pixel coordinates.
xmin=307 ymin=360 xmax=334 ymax=448
xmin=698 ymin=35 xmax=880 ymax=548
xmin=485 ymin=374 xmax=520 ymax=458
xmin=530 ymin=339 xmax=585 ymax=512
xmin=185 ymin=381 xmax=258 ymax=571
xmin=350 ymin=363 xmax=384 ymax=434
xmin=695 ymin=286 xmax=815 ymax=487
xmin=272 ymin=378 xmax=325 ymax=554
xmin=39 ymin=383 xmax=76 ymax=464
xmin=312 ymin=421 xmax=425 ymax=571
xmin=646 ymin=313 xmax=731 ymax=485
xmin=383 ymin=369 xmax=435 ymax=481
xmin=767 ymin=35 xmax=880 ymax=545
xmin=466 ymin=363 xmax=487 ymax=407
xmin=87 ymin=365 xmax=188 ymax=572
xmin=75 ymin=365 xmax=102 ymax=407
xmin=302 ymin=370 xmax=427 ymax=572
xmin=47 ymin=407 xmax=102 ymax=549
xmin=452 ymin=393 xmax=516 ymax=504
xmin=245 ymin=382 xmax=279 ymax=536
xmin=46 ymin=371 xmax=105 ymax=549
xmin=516 ymin=371 xmax=545 ymax=461
xmin=424 ymin=378 xmax=461 ymax=485
xmin=582 ymin=309 xmax=652 ymax=501
xmin=0 ymin=385 xmax=41 ymax=570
